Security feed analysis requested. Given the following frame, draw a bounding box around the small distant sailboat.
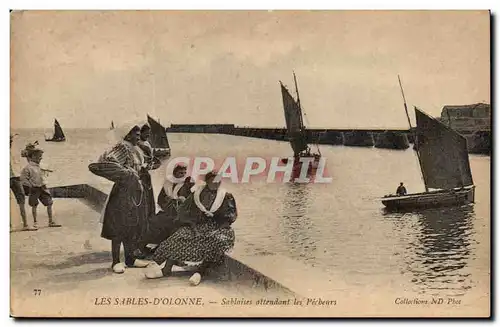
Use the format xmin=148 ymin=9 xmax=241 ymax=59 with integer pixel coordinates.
xmin=279 ymin=72 xmax=321 ymax=176
xmin=381 ymin=76 xmax=475 ymax=211
xmin=147 ymin=115 xmax=171 ymax=160
xmin=45 ymin=119 xmax=66 ymax=142
xmin=110 ymin=121 xmax=115 ymax=130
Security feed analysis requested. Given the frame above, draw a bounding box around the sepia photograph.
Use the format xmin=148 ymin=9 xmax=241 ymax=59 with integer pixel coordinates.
xmin=8 ymin=10 xmax=491 ymax=318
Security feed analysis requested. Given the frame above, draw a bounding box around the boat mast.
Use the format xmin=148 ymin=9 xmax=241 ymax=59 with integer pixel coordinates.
xmin=293 ymin=71 xmax=321 ymax=155
xmin=293 ymin=71 xmax=304 ymax=129
xmin=398 ymin=75 xmax=428 ymax=192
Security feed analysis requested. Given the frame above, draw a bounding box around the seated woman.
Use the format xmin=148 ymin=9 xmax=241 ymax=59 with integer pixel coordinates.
xmin=138 ymin=164 xmax=194 ymax=251
xmin=145 ymin=171 xmax=237 ymax=286
xmin=158 ymin=164 xmax=194 ymax=217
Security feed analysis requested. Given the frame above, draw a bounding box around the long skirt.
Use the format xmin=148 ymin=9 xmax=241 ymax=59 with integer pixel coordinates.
xmin=89 ymin=162 xmax=147 ymax=242
xmin=101 ymin=184 xmax=147 ymax=242
xmin=140 ymin=171 xmax=156 ymax=219
xmin=153 ymin=220 xmax=235 ymax=263
xmin=141 ymin=210 xmax=181 ymax=245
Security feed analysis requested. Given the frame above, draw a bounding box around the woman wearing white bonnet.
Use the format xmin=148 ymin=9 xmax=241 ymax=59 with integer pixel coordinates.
xmin=137 ymin=163 xmax=195 ymax=253
xmin=145 ymin=171 xmax=238 ymax=286
xmin=89 ymin=120 xmax=150 ymax=274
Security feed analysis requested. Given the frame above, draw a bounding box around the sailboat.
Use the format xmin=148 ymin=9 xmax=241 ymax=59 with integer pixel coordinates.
xmin=381 ymin=77 xmax=475 ymax=211
xmin=147 ymin=115 xmax=171 ymax=160
xmin=110 ymin=121 xmax=115 ymax=130
xmin=45 ymin=119 xmax=66 ymax=142
xmin=279 ymin=72 xmax=321 ymax=175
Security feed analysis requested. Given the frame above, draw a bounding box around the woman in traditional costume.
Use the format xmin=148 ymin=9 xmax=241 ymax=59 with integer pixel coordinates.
xmin=88 ymin=124 xmax=150 ymax=273
xmin=157 ymin=164 xmax=193 ymax=216
xmin=139 ymin=164 xmax=195 ymax=251
xmin=145 ymin=171 xmax=237 ymax=286
xmin=137 ymin=124 xmax=159 ymax=220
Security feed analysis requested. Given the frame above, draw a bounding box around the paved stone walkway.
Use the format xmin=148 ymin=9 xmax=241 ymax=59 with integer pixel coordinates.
xmin=9 ymin=196 xmax=489 ymax=317
xmin=10 ymin=198 xmax=293 ymax=317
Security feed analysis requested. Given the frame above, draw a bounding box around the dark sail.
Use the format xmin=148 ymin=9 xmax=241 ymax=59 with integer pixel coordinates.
xmin=53 ymin=119 xmax=65 ymax=140
xmin=280 ymin=82 xmax=308 ymax=154
xmin=110 ymin=121 xmax=114 ymax=130
xmin=147 ymin=115 xmax=170 ymax=149
xmin=415 ymin=108 xmax=473 ymax=190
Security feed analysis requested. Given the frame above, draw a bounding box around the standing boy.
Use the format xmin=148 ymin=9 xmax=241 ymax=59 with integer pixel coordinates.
xmin=10 ymin=136 xmax=33 ymax=231
xmin=20 ymin=148 xmax=61 ymax=228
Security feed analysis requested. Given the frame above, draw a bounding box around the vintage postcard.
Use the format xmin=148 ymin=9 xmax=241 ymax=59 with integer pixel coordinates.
xmin=9 ymin=10 xmax=490 ymax=318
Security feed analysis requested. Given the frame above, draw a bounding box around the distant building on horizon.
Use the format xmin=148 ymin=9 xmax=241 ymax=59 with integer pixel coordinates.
xmin=439 ymin=103 xmax=490 ymax=133
xmin=437 ymin=103 xmax=490 ymax=154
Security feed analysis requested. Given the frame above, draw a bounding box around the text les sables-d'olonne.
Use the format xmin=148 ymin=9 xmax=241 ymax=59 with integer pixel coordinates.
xmin=94 ymin=297 xmax=204 ymax=306
xmin=94 ymin=297 xmax=337 ymax=307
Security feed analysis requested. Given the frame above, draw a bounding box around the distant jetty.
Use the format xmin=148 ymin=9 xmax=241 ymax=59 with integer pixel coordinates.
xmin=317 ymin=131 xmax=344 ymax=145
xmin=167 ymin=124 xmax=409 ymax=149
xmin=374 ymin=131 xmax=410 ymax=150
xmin=342 ymin=131 xmax=374 ymax=147
xmin=165 ymin=103 xmax=490 ymax=154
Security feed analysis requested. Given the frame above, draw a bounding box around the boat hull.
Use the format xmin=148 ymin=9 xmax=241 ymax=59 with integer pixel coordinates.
xmin=381 ymin=186 xmax=475 ymax=211
xmin=281 ymin=155 xmax=321 ymax=178
xmin=45 ymin=138 xmax=66 ymax=142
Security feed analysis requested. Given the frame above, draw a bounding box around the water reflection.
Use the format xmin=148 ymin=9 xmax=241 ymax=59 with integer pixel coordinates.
xmin=278 ymin=183 xmax=318 ymax=263
xmin=405 ymin=205 xmax=475 ymax=296
xmin=11 ymin=130 xmax=488 ymax=297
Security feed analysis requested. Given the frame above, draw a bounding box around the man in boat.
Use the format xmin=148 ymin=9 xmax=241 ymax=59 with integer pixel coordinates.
xmin=396 ymin=182 xmax=407 ymax=196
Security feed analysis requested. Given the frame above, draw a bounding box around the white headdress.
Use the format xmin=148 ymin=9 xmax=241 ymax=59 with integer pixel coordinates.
xmin=101 ymin=117 xmax=148 ymax=166
xmin=106 ymin=118 xmax=147 ymax=146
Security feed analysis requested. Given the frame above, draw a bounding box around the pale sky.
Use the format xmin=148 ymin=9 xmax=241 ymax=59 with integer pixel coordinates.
xmin=10 ymin=10 xmax=490 ymax=129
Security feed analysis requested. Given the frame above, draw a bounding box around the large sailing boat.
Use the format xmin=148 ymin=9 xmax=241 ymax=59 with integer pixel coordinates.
xmin=147 ymin=115 xmax=171 ymax=160
xmin=381 ymin=77 xmax=475 ymax=211
xmin=279 ymin=72 xmax=321 ymax=175
xmin=45 ymin=119 xmax=66 ymax=142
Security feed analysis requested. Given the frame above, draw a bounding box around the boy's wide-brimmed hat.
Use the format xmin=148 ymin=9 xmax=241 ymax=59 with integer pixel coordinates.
xmin=21 ymin=141 xmax=43 ymax=157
